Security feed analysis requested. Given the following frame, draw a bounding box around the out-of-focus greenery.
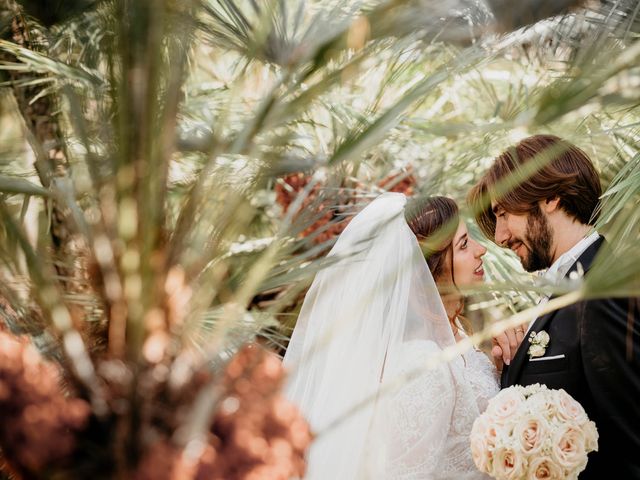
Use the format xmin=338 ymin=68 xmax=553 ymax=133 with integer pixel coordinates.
xmin=0 ymin=0 xmax=639 ymax=472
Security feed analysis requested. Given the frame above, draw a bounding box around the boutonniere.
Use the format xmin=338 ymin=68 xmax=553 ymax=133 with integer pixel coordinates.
xmin=528 ymin=330 xmax=550 ymax=359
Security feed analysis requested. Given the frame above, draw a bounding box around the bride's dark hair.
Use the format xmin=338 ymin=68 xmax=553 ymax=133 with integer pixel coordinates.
xmin=405 ymin=196 xmax=459 ymax=281
xmin=405 ymin=196 xmax=471 ymax=333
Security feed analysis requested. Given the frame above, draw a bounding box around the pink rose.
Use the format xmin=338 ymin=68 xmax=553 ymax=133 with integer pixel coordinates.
xmin=487 ymin=388 xmax=525 ymax=426
xmin=470 ymin=417 xmax=495 ymax=474
xmin=583 ymin=420 xmax=599 ymax=452
xmin=492 ymin=447 xmax=526 ymax=480
xmin=555 ymin=390 xmax=588 ymax=425
xmin=551 ymin=425 xmax=588 ymax=472
xmin=514 ymin=414 xmax=548 ymax=455
xmin=527 ymin=456 xmax=564 ymax=480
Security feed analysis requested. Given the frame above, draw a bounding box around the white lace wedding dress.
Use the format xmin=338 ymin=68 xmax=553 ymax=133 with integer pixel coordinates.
xmin=386 ymin=337 xmax=500 ymax=480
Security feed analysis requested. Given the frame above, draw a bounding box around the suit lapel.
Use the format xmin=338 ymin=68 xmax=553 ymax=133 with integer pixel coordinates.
xmin=504 ymin=235 xmax=605 ymax=387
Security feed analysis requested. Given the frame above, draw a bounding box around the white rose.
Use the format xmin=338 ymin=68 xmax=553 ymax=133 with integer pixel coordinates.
xmin=522 ymin=383 xmax=547 ymax=397
xmin=487 ymin=387 xmax=525 ymax=426
xmin=524 ymin=391 xmax=557 ymax=418
xmin=551 ymin=425 xmax=587 ymax=471
xmin=582 ymin=420 xmax=599 ymax=453
xmin=514 ymin=414 xmax=549 ymax=455
xmin=527 ymin=456 xmax=564 ymax=480
xmin=492 ymin=447 xmax=527 ymax=480
xmin=535 ymin=331 xmax=550 ymax=347
xmin=556 ymin=389 xmax=588 ymax=425
xmin=528 ymin=344 xmax=546 ymax=358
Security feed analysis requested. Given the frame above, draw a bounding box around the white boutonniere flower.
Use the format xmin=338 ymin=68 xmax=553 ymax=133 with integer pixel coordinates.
xmin=528 ymin=330 xmax=550 ymax=359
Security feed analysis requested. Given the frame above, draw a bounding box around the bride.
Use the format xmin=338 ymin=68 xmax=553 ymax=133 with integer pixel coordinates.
xmin=283 ymin=192 xmax=500 ymax=479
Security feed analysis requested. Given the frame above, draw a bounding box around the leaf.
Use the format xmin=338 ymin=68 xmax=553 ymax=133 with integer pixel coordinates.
xmin=0 ymin=175 xmax=49 ymax=197
xmin=0 ymin=39 xmax=105 ymax=87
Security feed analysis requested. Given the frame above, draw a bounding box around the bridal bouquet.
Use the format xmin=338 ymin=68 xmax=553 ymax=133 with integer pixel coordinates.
xmin=470 ymin=384 xmax=598 ymax=480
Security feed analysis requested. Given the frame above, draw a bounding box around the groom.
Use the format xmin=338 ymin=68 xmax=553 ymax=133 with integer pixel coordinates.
xmin=470 ymin=135 xmax=640 ymax=479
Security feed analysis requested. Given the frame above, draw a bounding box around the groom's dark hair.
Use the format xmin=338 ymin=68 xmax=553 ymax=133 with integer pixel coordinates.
xmin=468 ymin=134 xmax=602 ymax=241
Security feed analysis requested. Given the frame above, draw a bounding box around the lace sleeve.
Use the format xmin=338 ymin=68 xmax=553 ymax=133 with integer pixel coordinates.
xmin=385 ymin=342 xmax=456 ymax=479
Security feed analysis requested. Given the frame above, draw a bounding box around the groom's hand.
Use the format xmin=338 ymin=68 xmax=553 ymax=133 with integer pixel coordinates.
xmin=492 ymin=327 xmax=525 ymax=371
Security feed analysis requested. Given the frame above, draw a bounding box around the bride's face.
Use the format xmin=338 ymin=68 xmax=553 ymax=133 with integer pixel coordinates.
xmin=451 ymin=221 xmax=487 ymax=286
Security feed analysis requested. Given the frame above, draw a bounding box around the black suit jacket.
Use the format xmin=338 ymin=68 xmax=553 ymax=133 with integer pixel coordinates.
xmin=501 ymin=236 xmax=640 ymax=479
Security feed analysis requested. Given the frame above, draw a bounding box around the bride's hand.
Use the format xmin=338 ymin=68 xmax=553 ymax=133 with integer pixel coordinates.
xmin=491 ymin=326 xmax=525 ymax=371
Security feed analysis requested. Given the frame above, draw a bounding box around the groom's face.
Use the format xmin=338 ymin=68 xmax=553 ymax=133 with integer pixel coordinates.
xmin=492 ymin=202 xmax=554 ymax=272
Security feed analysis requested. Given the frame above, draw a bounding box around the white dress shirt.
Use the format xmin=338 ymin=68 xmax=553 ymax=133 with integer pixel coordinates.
xmin=527 ymin=231 xmax=600 ymax=332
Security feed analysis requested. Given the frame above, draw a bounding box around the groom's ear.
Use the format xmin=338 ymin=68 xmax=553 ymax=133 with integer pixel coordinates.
xmin=540 ymin=197 xmax=561 ymax=213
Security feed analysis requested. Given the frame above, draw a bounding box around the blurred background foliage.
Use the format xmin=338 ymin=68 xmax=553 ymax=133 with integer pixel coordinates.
xmin=0 ymin=0 xmax=640 ymax=477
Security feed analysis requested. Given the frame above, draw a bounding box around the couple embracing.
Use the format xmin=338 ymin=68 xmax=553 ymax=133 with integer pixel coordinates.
xmin=283 ymin=135 xmax=640 ymax=479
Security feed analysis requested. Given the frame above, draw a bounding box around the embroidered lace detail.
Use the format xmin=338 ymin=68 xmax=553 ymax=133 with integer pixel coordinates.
xmin=386 ymin=340 xmax=499 ymax=479
xmin=463 ymin=347 xmax=501 ymax=413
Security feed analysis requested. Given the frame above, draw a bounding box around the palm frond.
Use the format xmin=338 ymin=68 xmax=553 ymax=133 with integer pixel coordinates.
xmin=0 ymin=174 xmax=48 ymax=196
xmin=0 ymin=39 xmax=104 ymax=87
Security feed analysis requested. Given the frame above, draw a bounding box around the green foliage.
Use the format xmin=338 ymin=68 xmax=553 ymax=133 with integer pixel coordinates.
xmin=0 ymin=0 xmax=640 ymax=472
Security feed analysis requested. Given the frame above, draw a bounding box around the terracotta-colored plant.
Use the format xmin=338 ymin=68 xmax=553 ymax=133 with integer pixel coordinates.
xmin=377 ymin=167 xmax=416 ymax=196
xmin=275 ymin=167 xmax=416 ymax=245
xmin=134 ymin=345 xmax=312 ymax=480
xmin=275 ymin=173 xmax=356 ymax=245
xmin=0 ymin=332 xmax=90 ymax=478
